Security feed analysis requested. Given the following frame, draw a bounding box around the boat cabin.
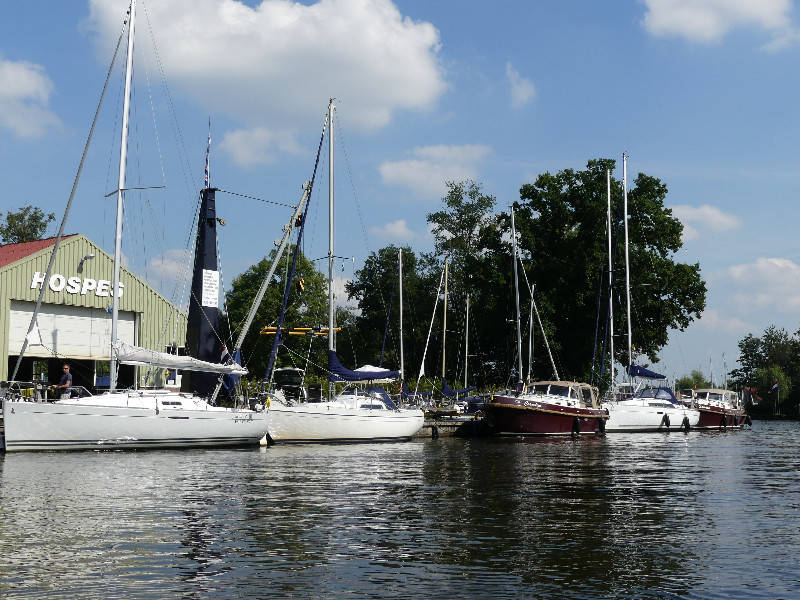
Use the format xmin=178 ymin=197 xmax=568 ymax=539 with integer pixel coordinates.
xmin=527 ymin=381 xmax=600 ymax=408
xmin=692 ymin=388 xmax=741 ymax=409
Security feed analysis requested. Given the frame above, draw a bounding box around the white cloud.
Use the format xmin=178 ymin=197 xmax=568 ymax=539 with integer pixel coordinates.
xmin=505 ymin=62 xmax=536 ymax=108
xmin=641 ymin=0 xmax=797 ymax=47
xmin=331 ymin=275 xmax=357 ymax=308
xmin=695 ymin=308 xmax=754 ymax=333
xmin=379 ymin=144 xmax=491 ymax=198
xmin=147 ymin=248 xmax=193 ymax=281
xmin=728 ymin=257 xmax=800 ymax=313
xmin=88 ymin=0 xmax=446 ymax=144
xmin=0 ymin=56 xmax=61 ymax=138
xmin=670 ymin=204 xmax=741 ymax=242
xmin=219 ymin=127 xmax=304 ymax=167
xmin=370 ymin=219 xmax=417 ymax=242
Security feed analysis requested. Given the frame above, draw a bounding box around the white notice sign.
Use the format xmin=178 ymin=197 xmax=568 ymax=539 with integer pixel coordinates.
xmin=201 ymin=269 xmax=219 ymax=308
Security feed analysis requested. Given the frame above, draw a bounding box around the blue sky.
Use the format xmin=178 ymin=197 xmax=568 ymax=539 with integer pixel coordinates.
xmin=2 ymin=0 xmax=799 ymax=383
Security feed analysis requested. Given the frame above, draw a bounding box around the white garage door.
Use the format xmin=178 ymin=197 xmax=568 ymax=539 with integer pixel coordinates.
xmin=8 ymin=300 xmax=135 ymax=360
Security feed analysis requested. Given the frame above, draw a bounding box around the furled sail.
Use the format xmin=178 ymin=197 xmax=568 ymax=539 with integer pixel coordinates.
xmin=113 ymin=341 xmax=247 ymax=375
xmin=328 ymin=350 xmax=398 ymax=382
xmin=628 ymin=364 xmax=666 ymax=379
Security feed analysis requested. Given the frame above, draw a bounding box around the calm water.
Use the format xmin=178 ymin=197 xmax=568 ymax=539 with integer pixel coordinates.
xmin=1 ymin=421 xmax=798 ymax=599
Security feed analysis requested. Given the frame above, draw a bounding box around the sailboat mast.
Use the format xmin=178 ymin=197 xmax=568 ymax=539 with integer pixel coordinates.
xmin=442 ymin=255 xmax=448 ymax=379
xmin=327 ymin=99 xmax=335 ymax=400
xmin=622 ymin=152 xmax=632 ymax=382
xmin=606 ymin=168 xmax=615 ymax=389
xmin=399 ymin=247 xmax=404 ymax=383
xmin=110 ymin=0 xmax=136 ymax=393
xmin=511 ymin=207 xmax=523 ymax=386
xmin=464 ymin=294 xmax=469 ymax=388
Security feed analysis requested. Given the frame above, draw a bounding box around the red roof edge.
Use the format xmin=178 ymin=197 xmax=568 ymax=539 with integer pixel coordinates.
xmin=0 ymin=234 xmax=78 ymax=269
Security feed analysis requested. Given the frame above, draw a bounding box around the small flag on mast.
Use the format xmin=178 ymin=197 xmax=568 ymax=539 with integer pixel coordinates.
xmin=769 ymin=381 xmax=779 ymax=393
xmin=204 ymin=118 xmax=211 ymax=188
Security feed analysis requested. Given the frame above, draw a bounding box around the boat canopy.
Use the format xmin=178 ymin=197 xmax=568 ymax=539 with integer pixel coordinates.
xmin=441 ymin=379 xmax=476 ymax=398
xmin=113 ymin=341 xmax=248 ymax=375
xmin=628 ymin=364 xmax=666 ymax=379
xmin=328 ymin=350 xmax=399 ymax=382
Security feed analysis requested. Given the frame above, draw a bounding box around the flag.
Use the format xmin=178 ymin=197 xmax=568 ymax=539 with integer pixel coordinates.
xmin=769 ymin=381 xmax=779 ymax=393
xmin=204 ymin=118 xmax=211 ymax=188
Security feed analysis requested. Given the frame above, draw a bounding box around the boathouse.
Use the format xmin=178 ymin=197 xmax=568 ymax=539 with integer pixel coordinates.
xmin=0 ymin=234 xmax=186 ymax=390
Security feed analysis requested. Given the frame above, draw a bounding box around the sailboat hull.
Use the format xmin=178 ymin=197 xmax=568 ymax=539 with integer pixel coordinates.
xmin=2 ymin=396 xmax=266 ymax=452
xmin=602 ymin=400 xmax=700 ymax=432
xmin=267 ymin=402 xmax=424 ymax=443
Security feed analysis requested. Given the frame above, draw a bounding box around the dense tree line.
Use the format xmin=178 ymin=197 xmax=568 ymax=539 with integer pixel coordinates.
xmin=224 ymin=158 xmax=707 ymax=393
xmin=728 ymin=326 xmax=799 ymax=417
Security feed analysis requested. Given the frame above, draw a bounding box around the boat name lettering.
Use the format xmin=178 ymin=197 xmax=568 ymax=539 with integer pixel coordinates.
xmin=30 ymin=271 xmax=124 ymax=297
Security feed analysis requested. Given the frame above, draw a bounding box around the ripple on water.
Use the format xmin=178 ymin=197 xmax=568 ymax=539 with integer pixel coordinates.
xmin=1 ymin=423 xmax=799 ymax=599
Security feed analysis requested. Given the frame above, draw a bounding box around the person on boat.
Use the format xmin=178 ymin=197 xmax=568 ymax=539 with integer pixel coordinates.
xmin=53 ymin=363 xmax=72 ymax=399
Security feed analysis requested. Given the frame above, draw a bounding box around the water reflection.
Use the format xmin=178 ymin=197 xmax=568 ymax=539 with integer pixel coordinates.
xmin=0 ymin=423 xmax=798 ymax=599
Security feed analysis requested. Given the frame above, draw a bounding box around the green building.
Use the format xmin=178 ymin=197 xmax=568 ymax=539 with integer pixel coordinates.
xmin=0 ymin=234 xmax=187 ymax=390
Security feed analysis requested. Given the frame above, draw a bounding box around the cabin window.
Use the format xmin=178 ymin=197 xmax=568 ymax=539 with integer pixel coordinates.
xmin=549 ymin=385 xmax=570 ymax=398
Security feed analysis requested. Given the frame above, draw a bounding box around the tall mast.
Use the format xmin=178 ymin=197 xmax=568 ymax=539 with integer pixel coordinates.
xmin=607 ymin=168 xmax=615 ymax=389
xmin=441 ymin=255 xmax=448 ymax=379
xmin=511 ymin=207 xmax=523 ymax=386
xmin=399 ymin=247 xmax=404 ymax=383
xmin=464 ymin=294 xmax=469 ymax=388
xmin=527 ymin=294 xmax=534 ymax=382
xmin=327 ymin=99 xmax=335 ymax=400
xmin=110 ymin=0 xmax=136 ymax=393
xmin=622 ymin=152 xmax=632 ymax=382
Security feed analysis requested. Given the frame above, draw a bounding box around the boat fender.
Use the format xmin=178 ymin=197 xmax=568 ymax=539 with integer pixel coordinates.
xmin=659 ymin=414 xmax=670 ymax=430
xmin=596 ymin=418 xmax=606 ymax=436
xmin=745 ymin=414 xmax=752 ymax=427
xmin=720 ymin=414 xmax=727 ymax=429
xmin=571 ymin=416 xmax=581 ymax=436
xmin=681 ymin=416 xmax=690 ymax=432
xmin=266 ymin=433 xmax=275 ymax=447
xmin=431 ymin=425 xmax=439 ymax=439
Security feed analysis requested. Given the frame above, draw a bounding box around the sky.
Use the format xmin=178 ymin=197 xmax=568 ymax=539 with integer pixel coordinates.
xmin=2 ymin=0 xmax=800 ymax=383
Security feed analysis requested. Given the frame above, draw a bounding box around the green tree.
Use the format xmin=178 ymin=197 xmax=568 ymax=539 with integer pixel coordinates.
xmin=426 ymin=180 xmax=516 ymax=387
xmin=512 ymin=158 xmax=706 ymax=384
xmin=0 ymin=205 xmax=55 ymax=243
xmin=223 ymin=246 xmax=328 ymax=383
xmin=675 ymin=370 xmax=710 ymax=392
xmin=345 ymin=245 xmax=435 ymax=378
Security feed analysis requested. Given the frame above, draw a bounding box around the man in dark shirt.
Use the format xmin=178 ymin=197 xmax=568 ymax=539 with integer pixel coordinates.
xmin=55 ymin=363 xmax=72 ymax=399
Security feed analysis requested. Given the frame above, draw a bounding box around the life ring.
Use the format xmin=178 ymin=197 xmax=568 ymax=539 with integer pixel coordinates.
xmin=571 ymin=416 xmax=581 ymax=436
xmin=659 ymin=413 xmax=670 ymax=430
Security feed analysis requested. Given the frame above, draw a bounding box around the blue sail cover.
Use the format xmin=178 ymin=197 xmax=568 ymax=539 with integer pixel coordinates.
xmin=441 ymin=379 xmax=477 ymax=398
xmin=628 ymin=364 xmax=666 ymax=379
xmin=328 ymin=350 xmax=399 ymax=382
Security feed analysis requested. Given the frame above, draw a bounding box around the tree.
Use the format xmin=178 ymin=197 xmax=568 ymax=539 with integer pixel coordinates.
xmin=426 ymin=180 xmax=516 ymax=387
xmin=512 ymin=159 xmax=706 ymax=384
xmin=0 ymin=205 xmax=55 ymax=243
xmin=730 ymin=326 xmax=800 ymax=418
xmin=223 ymin=246 xmax=328 ymax=383
xmin=675 ymin=370 xmax=710 ymax=392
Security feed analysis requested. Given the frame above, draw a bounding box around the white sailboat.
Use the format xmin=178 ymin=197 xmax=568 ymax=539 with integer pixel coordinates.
xmin=265 ymin=100 xmax=423 ymax=443
xmin=1 ymin=0 xmax=268 ymax=451
xmin=601 ymin=156 xmax=699 ymax=432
